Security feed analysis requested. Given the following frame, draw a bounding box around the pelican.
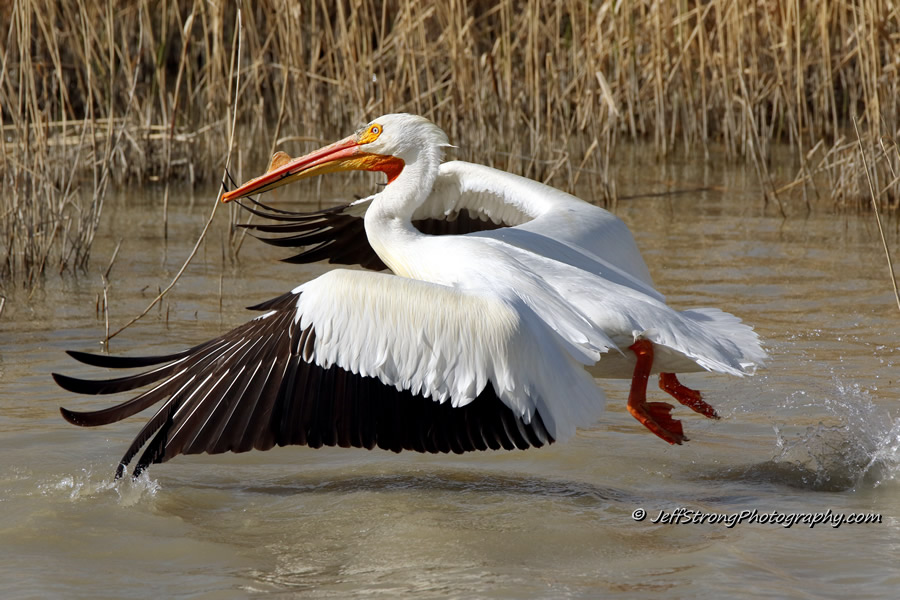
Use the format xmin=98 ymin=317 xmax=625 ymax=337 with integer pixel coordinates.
xmin=55 ymin=113 xmax=766 ymax=478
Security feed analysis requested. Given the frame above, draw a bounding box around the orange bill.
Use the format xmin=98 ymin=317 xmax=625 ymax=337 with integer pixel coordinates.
xmin=222 ymin=136 xmax=404 ymax=202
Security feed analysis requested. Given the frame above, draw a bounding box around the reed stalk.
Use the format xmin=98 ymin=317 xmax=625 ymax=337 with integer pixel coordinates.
xmin=1 ymin=0 xmax=898 ymax=286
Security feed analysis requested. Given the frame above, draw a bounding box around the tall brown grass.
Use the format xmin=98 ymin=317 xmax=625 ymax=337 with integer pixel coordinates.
xmin=2 ymin=0 xmax=899 ymax=285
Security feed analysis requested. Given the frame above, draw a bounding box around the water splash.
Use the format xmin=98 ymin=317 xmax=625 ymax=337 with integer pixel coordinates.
xmin=768 ymin=375 xmax=900 ymax=491
xmin=39 ymin=468 xmax=161 ymax=506
xmin=713 ymin=331 xmax=900 ymax=492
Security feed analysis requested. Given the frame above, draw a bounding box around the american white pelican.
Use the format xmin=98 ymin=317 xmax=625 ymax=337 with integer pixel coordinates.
xmin=55 ymin=114 xmax=766 ymax=478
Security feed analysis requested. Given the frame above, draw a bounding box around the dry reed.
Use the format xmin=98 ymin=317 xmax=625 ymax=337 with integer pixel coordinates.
xmin=1 ymin=0 xmax=899 ymax=286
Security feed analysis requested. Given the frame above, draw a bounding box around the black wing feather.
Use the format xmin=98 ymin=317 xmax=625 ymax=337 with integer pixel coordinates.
xmin=65 ymin=348 xmax=195 ymax=369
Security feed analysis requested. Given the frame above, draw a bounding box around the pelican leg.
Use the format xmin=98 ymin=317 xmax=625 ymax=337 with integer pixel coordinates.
xmin=659 ymin=373 xmax=719 ymax=419
xmin=626 ymin=340 xmax=687 ymax=445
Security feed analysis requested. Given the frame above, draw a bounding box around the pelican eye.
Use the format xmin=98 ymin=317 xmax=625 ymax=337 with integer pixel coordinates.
xmin=359 ymin=123 xmax=383 ymax=144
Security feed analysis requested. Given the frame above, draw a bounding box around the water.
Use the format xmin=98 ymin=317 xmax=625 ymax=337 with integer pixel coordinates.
xmin=2 ymin=160 xmax=899 ymax=599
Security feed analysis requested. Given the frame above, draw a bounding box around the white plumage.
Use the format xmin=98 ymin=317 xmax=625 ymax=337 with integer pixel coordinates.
xmin=293 ymin=269 xmax=603 ymax=440
xmin=56 ymin=113 xmax=765 ymax=477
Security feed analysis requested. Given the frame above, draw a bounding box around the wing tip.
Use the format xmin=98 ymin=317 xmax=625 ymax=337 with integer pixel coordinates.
xmin=58 ymin=403 xmax=122 ymax=428
xmin=65 ymin=349 xmax=93 ymax=363
xmin=52 ymin=372 xmax=88 ymax=394
xmin=59 ymin=405 xmax=88 ymax=426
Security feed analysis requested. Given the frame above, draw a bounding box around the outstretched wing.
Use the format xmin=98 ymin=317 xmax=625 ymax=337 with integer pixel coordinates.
xmin=56 ymin=270 xmax=606 ymax=478
xmin=425 ymin=162 xmax=657 ymax=293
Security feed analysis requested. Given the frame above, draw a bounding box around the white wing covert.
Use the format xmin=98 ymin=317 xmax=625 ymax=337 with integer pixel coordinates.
xmin=295 ymin=270 xmax=605 ymax=436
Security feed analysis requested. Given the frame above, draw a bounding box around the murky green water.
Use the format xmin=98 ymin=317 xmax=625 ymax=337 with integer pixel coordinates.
xmin=2 ymin=157 xmax=899 ymax=599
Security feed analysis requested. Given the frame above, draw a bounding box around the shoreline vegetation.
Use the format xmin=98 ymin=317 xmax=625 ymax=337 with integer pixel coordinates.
xmin=1 ymin=0 xmax=899 ymax=285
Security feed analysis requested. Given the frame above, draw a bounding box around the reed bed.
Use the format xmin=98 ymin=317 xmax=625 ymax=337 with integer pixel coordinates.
xmin=1 ymin=0 xmax=899 ymax=285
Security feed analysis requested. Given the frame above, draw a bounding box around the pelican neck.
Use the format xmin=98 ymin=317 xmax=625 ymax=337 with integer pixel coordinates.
xmin=363 ymin=151 xmax=442 ymax=278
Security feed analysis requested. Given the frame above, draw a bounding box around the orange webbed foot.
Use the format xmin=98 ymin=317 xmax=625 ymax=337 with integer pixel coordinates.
xmin=627 ymin=341 xmax=688 ymax=445
xmin=659 ymin=372 xmax=719 ymax=420
xmin=627 ymin=399 xmax=688 ymax=445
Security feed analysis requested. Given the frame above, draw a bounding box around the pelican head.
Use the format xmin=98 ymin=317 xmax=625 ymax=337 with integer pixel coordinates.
xmin=222 ymin=113 xmax=449 ymax=202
